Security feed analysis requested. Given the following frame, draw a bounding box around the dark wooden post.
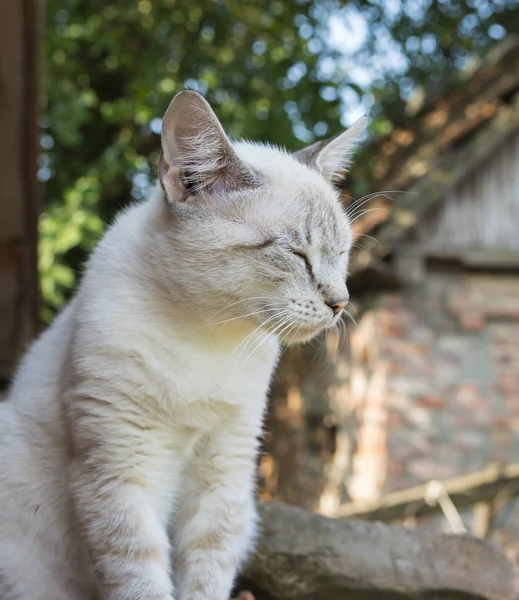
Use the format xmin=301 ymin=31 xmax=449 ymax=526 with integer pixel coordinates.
xmin=0 ymin=0 xmax=41 ymax=383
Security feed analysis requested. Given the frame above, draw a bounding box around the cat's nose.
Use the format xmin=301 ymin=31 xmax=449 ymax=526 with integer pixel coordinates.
xmin=326 ymin=296 xmax=349 ymax=315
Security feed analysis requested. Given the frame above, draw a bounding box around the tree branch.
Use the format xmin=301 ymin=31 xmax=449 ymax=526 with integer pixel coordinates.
xmin=336 ymin=462 xmax=519 ymax=522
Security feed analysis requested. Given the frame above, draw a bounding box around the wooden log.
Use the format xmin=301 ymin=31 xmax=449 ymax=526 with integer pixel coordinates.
xmin=240 ymin=501 xmax=517 ymax=600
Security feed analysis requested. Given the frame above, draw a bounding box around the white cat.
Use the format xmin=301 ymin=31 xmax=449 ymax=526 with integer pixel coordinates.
xmin=0 ymin=90 xmax=364 ymax=600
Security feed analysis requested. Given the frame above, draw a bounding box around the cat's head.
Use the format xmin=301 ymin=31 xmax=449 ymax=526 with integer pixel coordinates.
xmin=156 ymin=90 xmax=365 ymax=344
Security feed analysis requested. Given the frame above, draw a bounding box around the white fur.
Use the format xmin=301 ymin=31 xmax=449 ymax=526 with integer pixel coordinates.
xmin=315 ymin=116 xmax=366 ymax=183
xmin=0 ymin=91 xmax=363 ymax=600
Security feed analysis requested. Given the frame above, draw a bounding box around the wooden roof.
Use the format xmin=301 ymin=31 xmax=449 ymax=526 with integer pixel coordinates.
xmin=346 ymin=36 xmax=519 ymax=277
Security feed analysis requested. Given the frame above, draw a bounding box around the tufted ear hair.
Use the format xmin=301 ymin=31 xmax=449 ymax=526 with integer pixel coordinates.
xmin=293 ymin=116 xmax=366 ymax=184
xmin=159 ymin=90 xmax=259 ymax=203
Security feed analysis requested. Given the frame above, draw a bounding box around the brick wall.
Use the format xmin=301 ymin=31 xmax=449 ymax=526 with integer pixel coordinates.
xmin=261 ymin=264 xmax=519 ymax=526
xmin=348 ymin=266 xmax=519 ymax=501
xmin=261 ymin=264 xmax=519 ymax=567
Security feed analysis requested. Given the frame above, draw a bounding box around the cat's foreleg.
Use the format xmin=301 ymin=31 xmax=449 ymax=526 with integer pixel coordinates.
xmin=173 ymin=415 xmax=260 ymax=600
xmin=69 ymin=402 xmax=177 ymax=600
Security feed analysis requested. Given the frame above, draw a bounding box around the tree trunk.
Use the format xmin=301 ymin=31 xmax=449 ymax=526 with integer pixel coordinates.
xmin=0 ymin=0 xmax=41 ymax=383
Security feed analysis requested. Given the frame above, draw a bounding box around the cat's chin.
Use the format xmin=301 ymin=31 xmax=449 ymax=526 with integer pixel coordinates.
xmin=281 ymin=326 xmax=325 ymax=345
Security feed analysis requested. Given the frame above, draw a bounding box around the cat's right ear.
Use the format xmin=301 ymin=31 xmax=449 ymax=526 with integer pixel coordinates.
xmin=293 ymin=116 xmax=366 ymax=185
xmin=159 ymin=90 xmax=258 ymax=204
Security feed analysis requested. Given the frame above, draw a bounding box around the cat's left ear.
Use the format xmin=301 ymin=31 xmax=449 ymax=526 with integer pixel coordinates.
xmin=293 ymin=116 xmax=366 ymax=184
xmin=159 ymin=90 xmax=259 ymax=203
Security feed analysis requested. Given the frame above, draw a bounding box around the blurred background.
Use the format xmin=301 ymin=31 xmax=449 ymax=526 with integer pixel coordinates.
xmin=2 ymin=0 xmax=519 ymax=572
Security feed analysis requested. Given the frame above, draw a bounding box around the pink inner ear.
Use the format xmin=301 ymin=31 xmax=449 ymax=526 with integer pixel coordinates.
xmin=160 ymin=92 xmax=262 ymax=201
xmin=160 ymin=163 xmax=189 ymax=202
xmin=165 ymin=166 xmax=180 ymax=180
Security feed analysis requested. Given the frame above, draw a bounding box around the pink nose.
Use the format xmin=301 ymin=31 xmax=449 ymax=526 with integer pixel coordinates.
xmin=327 ymin=297 xmax=349 ymax=315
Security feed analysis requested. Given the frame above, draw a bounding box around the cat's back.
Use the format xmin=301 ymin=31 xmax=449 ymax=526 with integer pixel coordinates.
xmin=0 ymin=299 xmax=86 ymax=594
xmin=0 ymin=299 xmax=78 ymax=491
xmin=0 ymin=298 xmax=78 ymax=512
xmin=3 ymin=299 xmax=76 ymax=422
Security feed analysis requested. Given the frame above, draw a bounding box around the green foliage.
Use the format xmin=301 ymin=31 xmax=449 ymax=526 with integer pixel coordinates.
xmin=41 ymin=0 xmax=519 ymax=320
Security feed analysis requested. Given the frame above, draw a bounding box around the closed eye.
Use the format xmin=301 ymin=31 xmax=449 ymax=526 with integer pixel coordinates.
xmin=234 ymin=238 xmax=277 ymax=251
xmin=290 ymin=249 xmax=313 ymax=276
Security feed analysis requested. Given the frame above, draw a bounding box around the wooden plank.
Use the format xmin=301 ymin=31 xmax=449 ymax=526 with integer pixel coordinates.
xmin=406 ymin=129 xmax=519 ymax=253
xmin=345 ymin=39 xmax=519 ymax=275
xmin=351 ymin=94 xmax=519 ymax=275
xmin=0 ymin=0 xmax=41 ymax=381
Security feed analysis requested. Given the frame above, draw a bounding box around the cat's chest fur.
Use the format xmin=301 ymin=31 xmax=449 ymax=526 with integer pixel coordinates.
xmin=139 ymin=327 xmax=280 ymax=431
xmin=76 ymin=302 xmax=281 ymax=437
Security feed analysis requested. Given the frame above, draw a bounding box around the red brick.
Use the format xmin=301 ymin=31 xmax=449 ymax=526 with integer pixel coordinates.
xmin=387 ymin=361 xmax=404 ymax=374
xmin=504 ymin=397 xmax=519 ymax=414
xmin=415 ymin=396 xmax=446 ymax=409
xmin=377 ymin=308 xmax=400 ymax=326
xmin=459 ymin=311 xmax=486 ymax=331
xmin=379 ymin=325 xmax=404 ymax=337
xmin=388 ymin=461 xmax=405 ymax=474
xmin=387 ymin=412 xmax=406 ymax=427
xmin=456 ymin=384 xmax=479 ymax=401
xmin=389 ymin=339 xmax=430 ymax=359
xmin=497 ymin=379 xmax=519 ymax=395
xmin=507 ymin=418 xmax=519 ymax=434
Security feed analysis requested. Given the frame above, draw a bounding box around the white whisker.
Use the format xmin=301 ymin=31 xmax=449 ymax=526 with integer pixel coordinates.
xmin=210 ymin=296 xmax=283 ymax=320
xmin=232 ymin=311 xmax=291 ymax=363
xmin=338 ymin=316 xmax=348 ymax=348
xmin=353 ymin=232 xmax=381 ymax=248
xmin=343 ymin=309 xmax=358 ymax=328
xmin=345 ymin=192 xmax=388 ymax=218
xmin=349 ymin=207 xmax=387 ymax=225
xmin=201 ymin=305 xmax=283 ymax=329
xmin=345 ymin=189 xmax=417 ymax=218
xmin=240 ymin=314 xmax=294 ymax=367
